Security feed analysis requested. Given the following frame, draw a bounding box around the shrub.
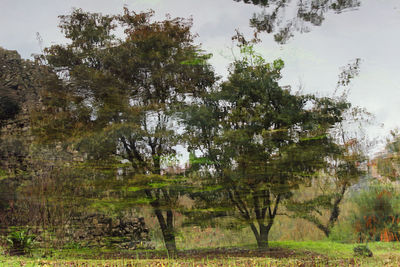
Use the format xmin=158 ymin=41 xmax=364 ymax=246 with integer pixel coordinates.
xmin=351 ymin=182 xmax=400 ymax=242
xmin=353 ymin=244 xmax=373 ymax=257
xmin=6 ymin=228 xmax=36 ymax=256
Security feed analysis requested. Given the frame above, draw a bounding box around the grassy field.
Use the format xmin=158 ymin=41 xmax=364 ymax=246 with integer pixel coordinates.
xmin=1 ymin=241 xmax=400 ymax=266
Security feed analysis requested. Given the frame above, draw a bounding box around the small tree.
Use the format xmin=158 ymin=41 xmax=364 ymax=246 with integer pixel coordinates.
xmin=277 ymin=57 xmax=367 ymax=238
xmin=285 ymin=134 xmax=365 ymax=237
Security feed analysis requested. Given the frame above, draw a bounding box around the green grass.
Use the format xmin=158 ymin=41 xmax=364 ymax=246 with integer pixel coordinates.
xmin=269 ymin=240 xmax=355 ymax=257
xmin=1 ymin=241 xmax=400 ymax=266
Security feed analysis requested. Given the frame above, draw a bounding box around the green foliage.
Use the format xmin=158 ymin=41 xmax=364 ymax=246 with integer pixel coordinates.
xmin=183 ymin=40 xmax=351 ymax=248
xmin=24 ymin=4 xmax=370 ymax=256
xmin=36 ymin=7 xmax=216 ymax=255
xmin=235 ymin=0 xmax=361 ymax=44
xmin=0 ymin=168 xmax=8 ymax=181
xmin=6 ymin=228 xmax=36 ymax=256
xmin=63 ymin=241 xmax=82 ymax=250
xmin=328 ymin=221 xmax=357 ymax=243
xmin=180 ymin=53 xmax=213 ymax=66
xmin=353 ymin=244 xmax=373 ymax=257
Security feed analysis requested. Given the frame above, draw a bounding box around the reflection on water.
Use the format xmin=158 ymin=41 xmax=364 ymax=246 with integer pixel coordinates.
xmin=234 ymin=0 xmax=361 ymax=43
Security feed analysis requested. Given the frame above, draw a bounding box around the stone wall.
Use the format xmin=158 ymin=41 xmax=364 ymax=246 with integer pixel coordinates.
xmin=63 ymin=213 xmax=153 ymax=250
xmin=0 ymin=47 xmax=46 ymax=173
xmin=0 ymin=47 xmax=52 ymax=228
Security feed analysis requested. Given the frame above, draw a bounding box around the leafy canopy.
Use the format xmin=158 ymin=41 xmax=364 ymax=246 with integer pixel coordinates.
xmin=183 ymin=41 xmax=350 ymax=247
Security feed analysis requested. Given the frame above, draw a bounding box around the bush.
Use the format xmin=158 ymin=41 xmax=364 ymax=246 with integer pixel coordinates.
xmin=6 ymin=228 xmax=36 ymax=256
xmin=351 ymin=182 xmax=400 ymax=242
xmin=353 ymin=244 xmax=373 ymax=257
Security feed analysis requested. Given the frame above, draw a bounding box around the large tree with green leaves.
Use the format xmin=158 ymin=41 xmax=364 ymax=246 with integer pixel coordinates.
xmin=36 ymin=8 xmax=215 ymax=255
xmin=184 ymin=41 xmax=350 ymax=248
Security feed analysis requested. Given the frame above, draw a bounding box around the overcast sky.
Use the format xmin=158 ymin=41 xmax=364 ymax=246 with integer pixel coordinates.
xmin=1 ymin=0 xmax=399 ymax=153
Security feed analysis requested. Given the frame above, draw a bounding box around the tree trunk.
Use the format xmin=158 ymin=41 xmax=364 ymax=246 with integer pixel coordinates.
xmin=248 ymin=193 xmax=281 ymax=249
xmin=258 ymin=224 xmax=271 ymax=248
xmin=250 ymin=222 xmax=272 ymax=249
xmin=148 ymin=155 xmax=177 ymax=256
xmin=257 ymin=223 xmax=271 ymax=248
xmin=327 ymin=184 xmax=347 ymax=231
xmin=317 ymin=223 xmax=331 ymax=237
xmin=154 ymin=208 xmax=177 ymax=257
xmin=163 ymin=230 xmax=177 ymax=257
xmin=312 ymin=183 xmax=347 ymax=237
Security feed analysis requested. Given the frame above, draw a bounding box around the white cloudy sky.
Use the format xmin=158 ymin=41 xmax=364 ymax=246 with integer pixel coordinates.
xmin=1 ymin=0 xmax=399 ymax=153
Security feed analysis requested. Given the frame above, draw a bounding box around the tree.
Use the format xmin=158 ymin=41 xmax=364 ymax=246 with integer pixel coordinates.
xmin=183 ymin=41 xmax=350 ymax=248
xmin=233 ymin=0 xmax=360 ymax=44
xmin=284 ymin=59 xmax=368 ymax=237
xmin=36 ymin=8 xmax=215 ymax=255
xmin=285 ymin=127 xmax=365 ymax=237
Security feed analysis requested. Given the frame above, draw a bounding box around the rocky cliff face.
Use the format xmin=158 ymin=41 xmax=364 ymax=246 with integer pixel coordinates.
xmin=0 ymin=47 xmax=43 ymax=122
xmin=0 ymin=47 xmax=46 ymax=174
